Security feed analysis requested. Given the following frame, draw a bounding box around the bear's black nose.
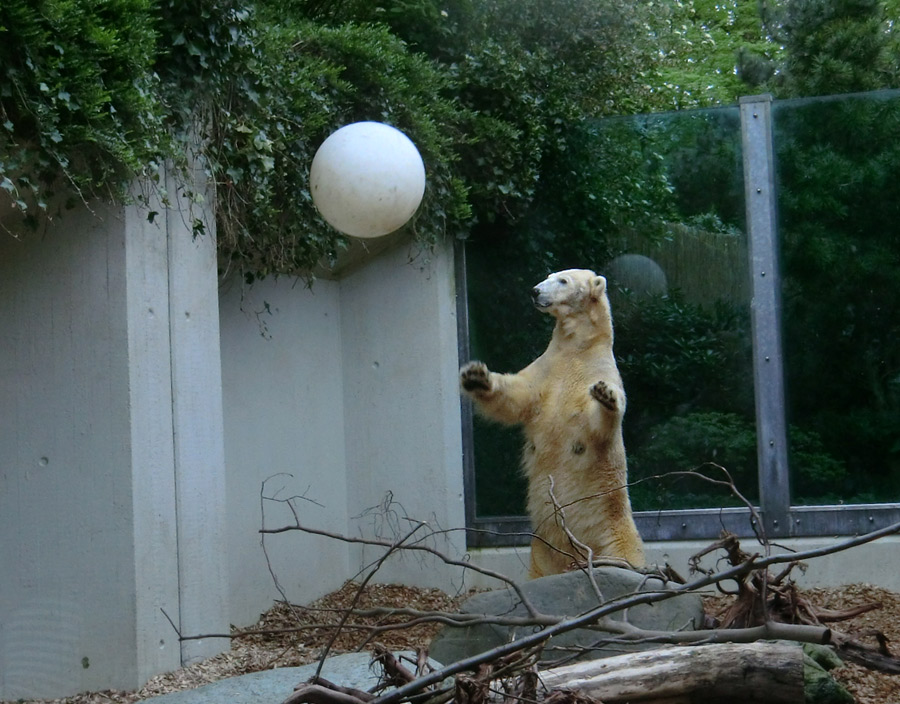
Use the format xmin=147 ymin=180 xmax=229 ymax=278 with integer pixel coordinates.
xmin=532 ymin=287 xmax=541 ymax=300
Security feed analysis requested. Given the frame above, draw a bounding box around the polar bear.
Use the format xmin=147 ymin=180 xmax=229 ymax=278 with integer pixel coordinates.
xmin=460 ymin=268 xmax=644 ymax=578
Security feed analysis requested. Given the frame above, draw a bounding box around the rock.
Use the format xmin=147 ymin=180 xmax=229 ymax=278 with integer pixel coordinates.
xmin=138 ymin=652 xmax=420 ymax=704
xmin=429 ymin=567 xmax=703 ymax=665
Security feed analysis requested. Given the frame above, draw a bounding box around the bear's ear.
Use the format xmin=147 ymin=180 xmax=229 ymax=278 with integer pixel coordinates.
xmin=588 ymin=275 xmax=607 ymax=304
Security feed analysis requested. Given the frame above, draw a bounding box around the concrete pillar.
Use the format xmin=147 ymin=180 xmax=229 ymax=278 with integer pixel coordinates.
xmin=163 ymin=171 xmax=230 ymax=665
xmin=0 ymin=179 xmax=228 ymax=699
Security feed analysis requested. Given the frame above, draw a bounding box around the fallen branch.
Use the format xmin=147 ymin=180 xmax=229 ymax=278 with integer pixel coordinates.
xmin=284 ymin=684 xmax=373 ymax=704
xmin=538 ymin=642 xmax=807 ymax=703
xmin=314 ymin=521 xmax=428 ymax=679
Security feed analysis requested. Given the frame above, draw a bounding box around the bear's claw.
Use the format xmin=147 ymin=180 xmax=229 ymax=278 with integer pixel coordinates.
xmin=460 ymin=361 xmax=491 ymax=393
xmin=590 ymin=380 xmax=618 ymax=411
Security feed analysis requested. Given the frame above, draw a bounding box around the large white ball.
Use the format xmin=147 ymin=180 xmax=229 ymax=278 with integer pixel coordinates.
xmin=309 ymin=121 xmax=426 ymax=238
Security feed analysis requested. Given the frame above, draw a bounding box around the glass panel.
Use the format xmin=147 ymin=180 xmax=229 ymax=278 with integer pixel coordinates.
xmin=773 ymin=90 xmax=900 ymax=506
xmin=465 ymin=105 xmax=757 ymax=517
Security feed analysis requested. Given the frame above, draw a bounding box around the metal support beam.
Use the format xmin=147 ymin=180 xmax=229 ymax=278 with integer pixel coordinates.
xmin=740 ymin=94 xmax=791 ymax=536
xmin=455 ymin=239 xmax=478 ymax=532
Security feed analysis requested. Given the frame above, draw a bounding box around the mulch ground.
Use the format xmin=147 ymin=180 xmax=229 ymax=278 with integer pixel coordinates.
xmin=5 ymin=581 xmax=899 ymax=704
xmin=797 ymin=584 xmax=900 ymax=703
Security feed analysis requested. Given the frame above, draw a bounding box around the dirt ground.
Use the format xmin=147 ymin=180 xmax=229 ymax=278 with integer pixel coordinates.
xmin=5 ymin=581 xmax=899 ymax=704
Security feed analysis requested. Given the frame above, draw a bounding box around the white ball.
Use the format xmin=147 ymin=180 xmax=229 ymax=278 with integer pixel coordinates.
xmin=309 ymin=121 xmax=426 ymax=238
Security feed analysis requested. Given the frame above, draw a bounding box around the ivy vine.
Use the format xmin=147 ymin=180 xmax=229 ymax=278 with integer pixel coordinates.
xmin=1 ymin=0 xmax=670 ymax=279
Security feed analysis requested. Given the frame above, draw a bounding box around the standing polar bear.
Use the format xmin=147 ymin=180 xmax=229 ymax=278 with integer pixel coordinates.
xmin=461 ymin=268 xmax=644 ymax=578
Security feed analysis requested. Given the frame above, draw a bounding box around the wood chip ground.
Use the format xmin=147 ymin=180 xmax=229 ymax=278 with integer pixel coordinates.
xmin=4 ymin=582 xmax=898 ymax=704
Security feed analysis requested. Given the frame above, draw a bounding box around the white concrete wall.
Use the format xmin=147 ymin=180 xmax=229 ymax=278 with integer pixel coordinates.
xmin=1 ymin=202 xmax=157 ymax=699
xmin=218 ymin=276 xmax=351 ymax=625
xmin=0 ymin=182 xmax=229 ymax=699
xmin=340 ymin=243 xmax=467 ymax=592
xmin=218 ymin=241 xmax=467 ymax=624
xmin=0 ymin=190 xmax=464 ymax=699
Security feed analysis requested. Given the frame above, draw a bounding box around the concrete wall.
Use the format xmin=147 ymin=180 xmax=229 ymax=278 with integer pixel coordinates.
xmin=340 ymin=243 xmax=466 ymax=592
xmin=217 ymin=240 xmax=467 ymax=624
xmin=218 ymin=276 xmax=351 ymax=625
xmin=0 ymin=179 xmax=229 ymax=699
xmin=1 ymin=201 xmax=157 ymax=699
xmin=1 ymin=187 xmax=466 ymax=699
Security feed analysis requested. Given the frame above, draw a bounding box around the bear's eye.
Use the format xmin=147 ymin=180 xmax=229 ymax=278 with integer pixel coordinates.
xmin=558 ymin=277 xmax=569 ymax=285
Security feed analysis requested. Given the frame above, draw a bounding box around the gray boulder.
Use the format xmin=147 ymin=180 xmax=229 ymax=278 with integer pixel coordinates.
xmin=139 ymin=652 xmax=422 ymax=704
xmin=430 ymin=567 xmax=703 ymax=665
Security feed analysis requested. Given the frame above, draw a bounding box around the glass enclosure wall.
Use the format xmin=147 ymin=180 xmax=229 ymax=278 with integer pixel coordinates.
xmin=461 ymin=90 xmax=900 ymax=544
xmin=773 ymin=91 xmax=900 ymax=507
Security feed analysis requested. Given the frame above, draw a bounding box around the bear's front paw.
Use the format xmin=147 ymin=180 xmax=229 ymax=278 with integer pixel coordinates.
xmin=460 ymin=361 xmax=492 ymax=393
xmin=590 ymin=380 xmax=619 ymax=411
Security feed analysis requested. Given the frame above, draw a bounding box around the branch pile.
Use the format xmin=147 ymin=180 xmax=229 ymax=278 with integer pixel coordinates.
xmin=173 ymin=483 xmax=900 ymax=704
xmin=248 ymin=527 xmax=900 ymax=704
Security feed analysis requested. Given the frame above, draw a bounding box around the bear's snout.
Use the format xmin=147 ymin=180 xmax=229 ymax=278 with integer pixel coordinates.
xmin=532 ymin=286 xmax=550 ymax=309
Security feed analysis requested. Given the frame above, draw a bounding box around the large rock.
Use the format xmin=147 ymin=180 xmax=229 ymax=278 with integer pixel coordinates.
xmin=430 ymin=567 xmax=703 ymax=665
xmin=139 ymin=652 xmax=422 ymax=704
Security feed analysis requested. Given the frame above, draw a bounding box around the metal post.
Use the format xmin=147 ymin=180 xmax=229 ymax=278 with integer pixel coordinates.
xmin=454 ymin=238 xmax=478 ymax=534
xmin=740 ymin=94 xmax=791 ymax=536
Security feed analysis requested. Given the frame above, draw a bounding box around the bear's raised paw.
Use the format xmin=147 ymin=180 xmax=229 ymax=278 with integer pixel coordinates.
xmin=590 ymin=380 xmax=619 ymax=411
xmin=460 ymin=361 xmax=492 ymax=393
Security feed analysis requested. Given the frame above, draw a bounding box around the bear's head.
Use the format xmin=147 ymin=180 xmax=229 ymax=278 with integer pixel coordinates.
xmin=532 ymin=269 xmax=612 ymax=334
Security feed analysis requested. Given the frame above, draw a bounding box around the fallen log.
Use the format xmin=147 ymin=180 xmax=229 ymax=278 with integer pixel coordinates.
xmin=538 ymin=641 xmax=851 ymax=704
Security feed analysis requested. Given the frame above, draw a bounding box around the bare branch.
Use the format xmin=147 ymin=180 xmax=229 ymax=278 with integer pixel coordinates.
xmin=547 ymin=476 xmax=604 ymax=604
xmin=244 ymin=475 xmax=900 ymax=704
xmin=261 ymin=522 xmax=547 ymax=621
xmin=314 ymin=520 xmax=428 ymax=679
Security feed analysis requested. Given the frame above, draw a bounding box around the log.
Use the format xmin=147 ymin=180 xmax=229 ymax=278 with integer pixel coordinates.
xmin=538 ymin=642 xmax=807 ymax=703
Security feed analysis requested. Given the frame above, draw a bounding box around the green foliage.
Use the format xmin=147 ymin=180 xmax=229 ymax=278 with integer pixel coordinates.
xmin=654 ymin=0 xmax=900 ymax=106
xmin=531 ymin=118 xmax=677 ymax=254
xmin=0 ymin=0 xmax=165 ymax=217
xmin=628 ymin=412 xmax=758 ymax=510
xmin=153 ymin=0 xmax=472 ymax=277
xmin=615 ymin=294 xmax=753 ymax=438
xmin=777 ymin=0 xmax=898 ymax=96
xmin=628 ymin=412 xmax=851 ymax=510
xmin=655 ymin=0 xmax=783 ymax=107
xmin=2 ymin=0 xmax=677 ymax=279
xmin=789 ymin=426 xmax=850 ymax=503
xmin=354 ymin=0 xmax=676 ymax=225
xmin=612 ymin=291 xmax=755 ymax=510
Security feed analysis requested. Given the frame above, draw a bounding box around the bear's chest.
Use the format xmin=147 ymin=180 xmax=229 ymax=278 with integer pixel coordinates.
xmin=522 ymin=375 xmax=596 ymax=446
xmin=533 ymin=356 xmax=609 ymax=408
